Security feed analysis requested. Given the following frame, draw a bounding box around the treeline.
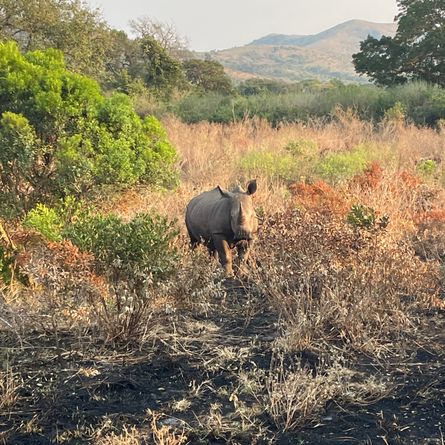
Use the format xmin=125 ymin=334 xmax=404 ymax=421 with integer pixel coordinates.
xmin=172 ymin=79 xmax=445 ymax=126
xmin=0 ymin=0 xmax=234 ymax=98
xmin=1 ymin=0 xmax=444 ymax=128
xmin=0 ymin=0 xmax=445 ymax=125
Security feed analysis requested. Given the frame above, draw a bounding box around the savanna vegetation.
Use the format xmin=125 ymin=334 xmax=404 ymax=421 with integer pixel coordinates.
xmin=1 ymin=0 xmax=444 ymax=444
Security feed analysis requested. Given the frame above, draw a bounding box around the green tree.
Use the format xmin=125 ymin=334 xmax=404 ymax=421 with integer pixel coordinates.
xmin=139 ymin=36 xmax=185 ymax=98
xmin=183 ymin=59 xmax=233 ymax=95
xmin=0 ymin=41 xmax=178 ymax=215
xmin=353 ymin=0 xmax=445 ymax=86
xmin=0 ymin=0 xmax=112 ymax=78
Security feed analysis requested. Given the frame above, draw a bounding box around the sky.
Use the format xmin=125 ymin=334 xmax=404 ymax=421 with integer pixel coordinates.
xmin=87 ymin=0 xmax=399 ymax=52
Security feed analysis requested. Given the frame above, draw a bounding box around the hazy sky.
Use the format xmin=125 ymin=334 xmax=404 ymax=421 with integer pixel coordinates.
xmin=87 ymin=0 xmax=398 ymax=51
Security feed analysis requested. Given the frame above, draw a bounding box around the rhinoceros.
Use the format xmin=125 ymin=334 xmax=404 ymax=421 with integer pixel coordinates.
xmin=185 ymin=180 xmax=258 ymax=275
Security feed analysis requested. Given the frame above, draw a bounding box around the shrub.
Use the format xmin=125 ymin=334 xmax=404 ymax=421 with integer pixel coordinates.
xmin=65 ymin=212 xmax=179 ymax=286
xmin=315 ymin=145 xmax=375 ymax=184
xmin=24 ymin=204 xmax=64 ymax=242
xmin=346 ymin=204 xmax=377 ymax=230
xmin=350 ymin=161 xmax=384 ymax=190
xmin=0 ymin=42 xmax=178 ymax=217
xmin=288 ymin=180 xmax=348 ymax=216
xmin=383 ymin=101 xmax=406 ymax=122
xmin=172 ymin=80 xmax=445 ymax=126
xmin=238 ymin=151 xmax=297 ymax=181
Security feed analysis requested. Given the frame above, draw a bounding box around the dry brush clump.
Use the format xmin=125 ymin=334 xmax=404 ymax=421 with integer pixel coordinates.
xmin=250 ymin=202 xmax=440 ymax=355
xmin=263 ymin=355 xmax=389 ymax=431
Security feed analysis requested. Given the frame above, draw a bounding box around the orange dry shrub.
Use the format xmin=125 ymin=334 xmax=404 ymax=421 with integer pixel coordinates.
xmin=413 ymin=208 xmax=445 ymax=262
xmin=16 ymin=235 xmax=109 ymax=330
xmin=399 ymin=170 xmax=422 ymax=189
xmin=251 ymin=206 xmax=441 ymax=354
xmin=350 ymin=161 xmax=384 ymax=191
xmin=288 ymin=180 xmax=348 ymax=216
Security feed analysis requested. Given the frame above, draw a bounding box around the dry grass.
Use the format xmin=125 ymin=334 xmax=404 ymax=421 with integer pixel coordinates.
xmin=262 ymin=355 xmax=389 ymax=431
xmin=1 ymin=113 xmax=444 ymax=442
xmin=0 ymin=366 xmax=20 ymax=411
xmin=94 ymin=114 xmax=444 ymax=228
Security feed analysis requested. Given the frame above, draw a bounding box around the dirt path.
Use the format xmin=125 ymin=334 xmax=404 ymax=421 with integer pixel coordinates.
xmin=1 ymin=280 xmax=444 ymax=444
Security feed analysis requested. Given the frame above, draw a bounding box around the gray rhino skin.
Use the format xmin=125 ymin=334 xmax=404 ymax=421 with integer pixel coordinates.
xmin=185 ymin=180 xmax=258 ymax=275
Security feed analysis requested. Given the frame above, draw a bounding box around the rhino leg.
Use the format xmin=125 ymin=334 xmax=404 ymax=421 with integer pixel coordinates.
xmin=213 ymin=235 xmax=233 ymax=276
xmin=207 ymin=240 xmax=217 ymax=258
xmin=189 ymin=236 xmax=199 ymax=250
xmin=236 ymin=240 xmax=252 ymax=263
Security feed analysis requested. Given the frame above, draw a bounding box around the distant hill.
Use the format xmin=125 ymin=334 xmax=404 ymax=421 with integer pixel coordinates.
xmin=205 ymin=20 xmax=397 ymax=83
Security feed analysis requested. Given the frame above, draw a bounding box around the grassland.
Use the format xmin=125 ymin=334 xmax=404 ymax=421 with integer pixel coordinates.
xmin=1 ymin=113 xmax=444 ymax=444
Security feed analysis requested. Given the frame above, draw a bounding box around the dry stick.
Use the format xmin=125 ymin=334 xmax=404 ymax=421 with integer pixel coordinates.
xmin=0 ymin=220 xmax=16 ymax=250
xmin=0 ymin=220 xmax=17 ymax=290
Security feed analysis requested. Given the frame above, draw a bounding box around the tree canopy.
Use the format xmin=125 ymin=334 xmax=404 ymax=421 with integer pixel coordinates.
xmin=0 ymin=42 xmax=177 ymax=215
xmin=353 ymin=0 xmax=445 ymax=86
xmin=0 ymin=0 xmax=112 ymax=78
xmin=183 ymin=59 xmax=233 ymax=95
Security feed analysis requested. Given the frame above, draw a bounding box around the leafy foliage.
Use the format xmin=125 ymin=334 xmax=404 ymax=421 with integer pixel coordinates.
xmin=183 ymin=59 xmax=233 ymax=95
xmin=417 ymin=159 xmax=438 ymax=178
xmin=347 ymin=204 xmax=389 ymax=231
xmin=24 ymin=204 xmax=63 ymax=242
xmin=0 ymin=42 xmax=178 ymax=215
xmin=315 ymin=145 xmax=375 ymax=184
xmin=239 ymin=151 xmax=298 ymax=181
xmin=139 ymin=36 xmax=185 ymax=99
xmin=0 ymin=0 xmax=112 ymax=78
xmin=353 ymin=0 xmax=445 ymax=86
xmin=174 ymin=81 xmax=445 ymax=126
xmin=65 ymin=212 xmax=179 ymax=285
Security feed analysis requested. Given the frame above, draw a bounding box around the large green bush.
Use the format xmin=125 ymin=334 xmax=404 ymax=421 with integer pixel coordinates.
xmin=0 ymin=41 xmax=178 ymax=216
xmin=24 ymin=199 xmax=179 ymax=287
xmin=65 ymin=212 xmax=179 ymax=284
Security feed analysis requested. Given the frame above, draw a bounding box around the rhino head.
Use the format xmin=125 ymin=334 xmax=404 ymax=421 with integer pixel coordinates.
xmin=217 ymin=180 xmax=258 ymax=241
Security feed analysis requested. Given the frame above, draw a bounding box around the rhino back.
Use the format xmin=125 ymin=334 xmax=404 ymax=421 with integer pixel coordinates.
xmin=186 ymin=188 xmax=232 ymax=241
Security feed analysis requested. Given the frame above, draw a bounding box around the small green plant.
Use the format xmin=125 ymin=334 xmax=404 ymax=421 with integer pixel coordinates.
xmin=24 ymin=197 xmax=84 ymax=242
xmin=284 ymin=139 xmax=318 ymax=157
xmin=347 ymin=204 xmax=376 ymax=230
xmin=347 ymin=204 xmax=389 ymax=231
xmin=315 ymin=145 xmax=373 ymax=184
xmin=24 ymin=204 xmax=63 ymax=242
xmin=417 ymin=159 xmax=437 ymax=178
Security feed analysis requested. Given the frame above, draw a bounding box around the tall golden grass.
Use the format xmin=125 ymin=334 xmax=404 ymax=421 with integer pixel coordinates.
xmin=101 ymin=113 xmax=444 ymax=238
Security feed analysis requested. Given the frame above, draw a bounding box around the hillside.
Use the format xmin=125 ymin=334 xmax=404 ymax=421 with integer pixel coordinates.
xmin=207 ymin=20 xmax=397 ymax=82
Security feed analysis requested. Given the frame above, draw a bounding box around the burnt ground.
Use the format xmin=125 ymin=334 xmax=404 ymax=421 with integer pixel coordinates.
xmin=0 ymin=281 xmax=444 ymax=445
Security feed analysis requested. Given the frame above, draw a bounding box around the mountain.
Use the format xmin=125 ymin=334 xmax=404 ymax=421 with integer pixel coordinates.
xmin=206 ymin=20 xmax=397 ymax=83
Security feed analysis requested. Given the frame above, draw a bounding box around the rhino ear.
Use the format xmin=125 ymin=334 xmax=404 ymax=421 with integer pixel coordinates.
xmin=217 ymin=185 xmax=232 ymax=198
xmin=246 ymin=179 xmax=257 ymax=195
